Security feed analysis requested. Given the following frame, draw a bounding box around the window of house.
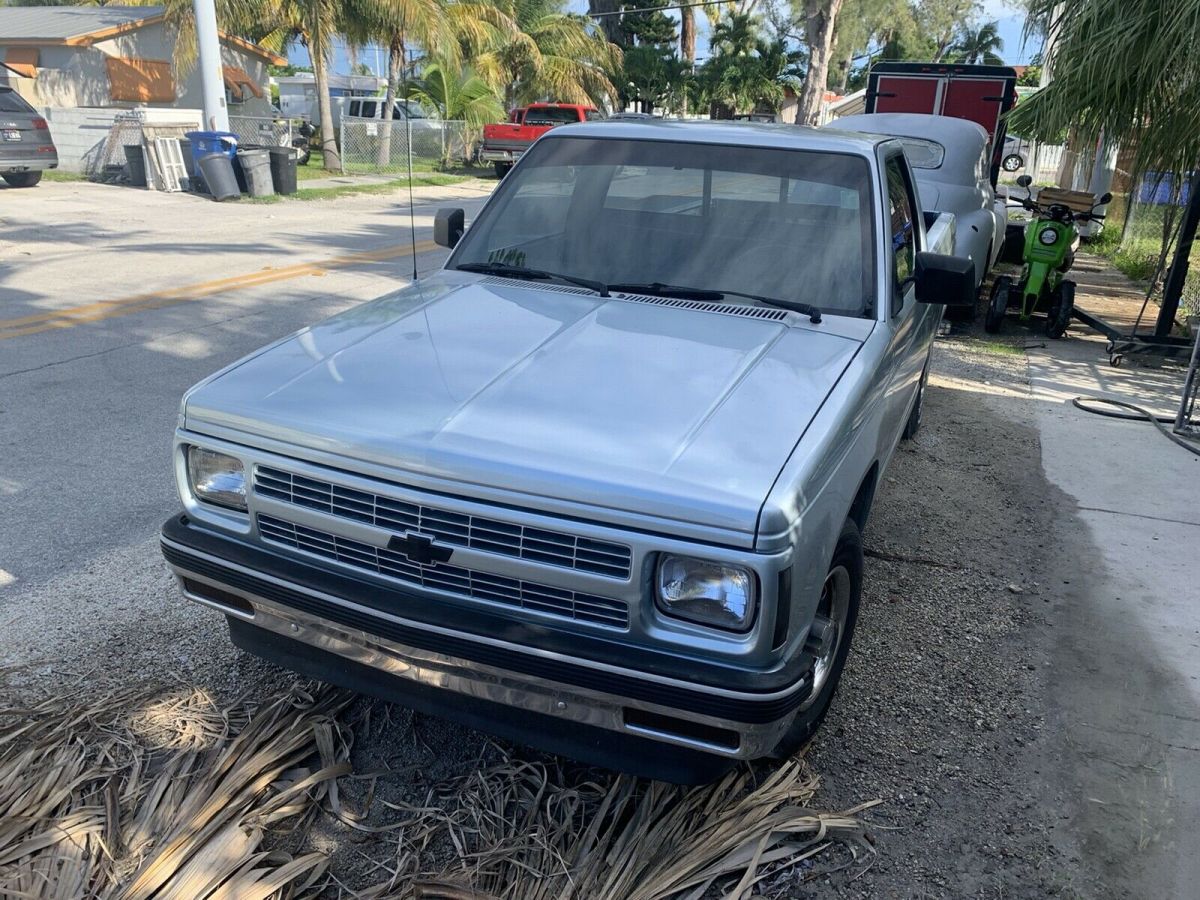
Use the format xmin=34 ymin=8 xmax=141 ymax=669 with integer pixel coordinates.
xmin=105 ymin=57 xmax=174 ymax=103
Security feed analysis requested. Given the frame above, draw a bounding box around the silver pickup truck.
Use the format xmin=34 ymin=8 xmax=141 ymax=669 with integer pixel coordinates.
xmin=161 ymin=122 xmax=973 ymax=782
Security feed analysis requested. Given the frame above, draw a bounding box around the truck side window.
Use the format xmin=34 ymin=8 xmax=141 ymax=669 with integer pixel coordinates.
xmin=360 ymin=100 xmax=377 ymax=119
xmin=348 ymin=100 xmax=360 ymax=117
xmin=884 ymin=156 xmax=916 ymax=312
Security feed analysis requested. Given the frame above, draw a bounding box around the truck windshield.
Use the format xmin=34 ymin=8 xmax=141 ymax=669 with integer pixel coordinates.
xmin=450 ymin=136 xmax=876 ymax=317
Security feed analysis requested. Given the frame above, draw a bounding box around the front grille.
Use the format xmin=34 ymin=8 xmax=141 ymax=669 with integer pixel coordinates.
xmin=254 ymin=467 xmax=632 ymax=579
xmin=257 ymin=514 xmax=629 ymax=629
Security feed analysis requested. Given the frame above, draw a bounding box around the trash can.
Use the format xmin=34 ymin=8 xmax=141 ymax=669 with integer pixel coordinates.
xmin=185 ymin=130 xmax=237 ymax=170
xmin=123 ymin=144 xmax=147 ymax=187
xmin=197 ymin=152 xmax=240 ymax=201
xmin=268 ymin=146 xmax=298 ymax=195
xmin=236 ymin=148 xmax=274 ymax=198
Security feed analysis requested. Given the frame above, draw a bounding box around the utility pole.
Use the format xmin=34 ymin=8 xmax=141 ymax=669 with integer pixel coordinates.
xmin=193 ymin=0 xmax=229 ymax=132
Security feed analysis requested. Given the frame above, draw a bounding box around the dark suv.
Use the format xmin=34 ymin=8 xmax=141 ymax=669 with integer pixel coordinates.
xmin=0 ymin=86 xmax=58 ymax=188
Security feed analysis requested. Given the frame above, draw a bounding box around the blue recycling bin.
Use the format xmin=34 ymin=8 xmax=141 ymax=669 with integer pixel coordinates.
xmin=184 ymin=131 xmax=238 ymax=169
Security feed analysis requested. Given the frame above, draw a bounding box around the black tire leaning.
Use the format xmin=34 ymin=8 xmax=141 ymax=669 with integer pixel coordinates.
xmin=771 ymin=518 xmax=863 ymax=759
xmin=1045 ymin=280 xmax=1075 ymax=339
xmin=3 ymin=171 xmax=42 ymax=188
xmin=984 ymin=275 xmax=1012 ymax=334
xmin=902 ymin=353 xmax=931 ymax=440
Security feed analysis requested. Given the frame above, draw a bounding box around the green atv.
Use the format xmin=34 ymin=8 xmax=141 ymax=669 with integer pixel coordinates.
xmin=985 ymin=174 xmax=1111 ymax=338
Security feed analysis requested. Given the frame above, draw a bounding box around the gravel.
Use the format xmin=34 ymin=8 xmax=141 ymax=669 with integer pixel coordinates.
xmin=0 ymin=331 xmax=1094 ymax=898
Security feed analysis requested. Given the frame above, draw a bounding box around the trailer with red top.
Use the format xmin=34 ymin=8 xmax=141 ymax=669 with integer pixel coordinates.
xmin=865 ymin=62 xmax=1019 ymax=187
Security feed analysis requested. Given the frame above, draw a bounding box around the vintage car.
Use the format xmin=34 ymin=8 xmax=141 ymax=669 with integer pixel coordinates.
xmin=161 ymin=122 xmax=974 ymax=782
xmin=831 ymin=113 xmax=1007 ymax=294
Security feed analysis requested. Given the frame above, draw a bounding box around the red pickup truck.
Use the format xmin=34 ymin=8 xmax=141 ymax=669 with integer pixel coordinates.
xmin=481 ymin=103 xmax=601 ymax=177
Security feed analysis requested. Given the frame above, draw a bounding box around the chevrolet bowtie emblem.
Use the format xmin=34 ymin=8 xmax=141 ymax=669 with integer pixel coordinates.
xmin=387 ymin=532 xmax=453 ymax=566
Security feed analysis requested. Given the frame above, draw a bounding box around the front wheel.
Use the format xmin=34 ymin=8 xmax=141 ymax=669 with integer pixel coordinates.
xmin=771 ymin=518 xmax=863 ymax=758
xmin=493 ymin=162 xmax=511 ymax=178
xmin=902 ymin=354 xmax=930 ymax=440
xmin=1045 ymin=280 xmax=1075 ymax=339
xmin=1002 ymin=153 xmax=1024 ymax=172
xmin=984 ymin=275 xmax=1013 ymax=334
xmin=3 ymin=171 xmax=42 ymax=188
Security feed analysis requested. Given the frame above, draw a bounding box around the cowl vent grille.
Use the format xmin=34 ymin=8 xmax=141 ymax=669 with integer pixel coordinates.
xmin=477 ymin=276 xmax=790 ymax=321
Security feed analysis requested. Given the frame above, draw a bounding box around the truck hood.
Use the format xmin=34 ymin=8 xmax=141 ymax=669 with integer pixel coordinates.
xmin=185 ymin=274 xmax=867 ymax=539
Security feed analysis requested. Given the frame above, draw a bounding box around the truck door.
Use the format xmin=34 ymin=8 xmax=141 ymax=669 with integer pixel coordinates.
xmin=881 ymin=152 xmax=932 ymax=451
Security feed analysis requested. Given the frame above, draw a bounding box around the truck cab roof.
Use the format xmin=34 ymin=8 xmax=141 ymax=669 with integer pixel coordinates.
xmin=559 ymin=120 xmax=893 ymax=155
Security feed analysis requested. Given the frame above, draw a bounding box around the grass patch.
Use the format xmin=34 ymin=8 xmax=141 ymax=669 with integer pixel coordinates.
xmin=976 ymin=339 xmax=1026 ymax=356
xmin=248 ymin=171 xmax=468 ymax=203
xmin=41 ymin=169 xmax=87 ymax=182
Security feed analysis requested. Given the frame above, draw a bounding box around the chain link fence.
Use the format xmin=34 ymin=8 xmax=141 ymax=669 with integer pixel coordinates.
xmin=337 ymin=118 xmax=469 ymax=175
xmin=228 ymin=115 xmax=300 ymax=149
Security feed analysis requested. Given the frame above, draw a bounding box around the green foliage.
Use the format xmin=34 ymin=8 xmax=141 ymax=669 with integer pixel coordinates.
xmin=1017 ymin=63 xmax=1041 ymax=86
xmin=1011 ymin=0 xmax=1200 ymax=176
xmin=697 ymin=11 xmax=799 ymax=116
xmin=950 ymin=19 xmax=1004 ymax=64
xmin=619 ymin=0 xmax=676 ymax=47
xmin=405 ymin=58 xmax=505 ymax=148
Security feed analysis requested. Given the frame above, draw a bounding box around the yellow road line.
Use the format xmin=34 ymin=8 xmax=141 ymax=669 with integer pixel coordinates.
xmin=0 ymin=239 xmax=440 ymax=341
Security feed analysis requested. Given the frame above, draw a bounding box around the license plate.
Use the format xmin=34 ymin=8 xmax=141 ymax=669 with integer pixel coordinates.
xmin=2 ymin=130 xmax=19 ymax=142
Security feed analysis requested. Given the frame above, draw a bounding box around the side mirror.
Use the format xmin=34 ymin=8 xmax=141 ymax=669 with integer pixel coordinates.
xmin=914 ymin=252 xmax=975 ymax=307
xmin=1016 ymin=174 xmax=1033 ymax=188
xmin=1099 ymin=192 xmax=1113 ymax=205
xmin=434 ymin=207 xmax=465 ymax=249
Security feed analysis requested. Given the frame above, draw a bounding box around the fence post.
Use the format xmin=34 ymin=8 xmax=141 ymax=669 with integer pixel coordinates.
xmin=339 ymin=119 xmax=346 ymax=175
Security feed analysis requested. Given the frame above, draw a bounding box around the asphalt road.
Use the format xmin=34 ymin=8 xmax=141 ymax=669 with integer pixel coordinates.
xmin=0 ymin=178 xmax=493 ymax=593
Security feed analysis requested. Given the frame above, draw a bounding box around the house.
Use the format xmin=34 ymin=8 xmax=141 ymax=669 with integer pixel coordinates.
xmin=0 ymin=6 xmax=283 ymax=112
xmin=0 ymin=6 xmax=284 ymax=169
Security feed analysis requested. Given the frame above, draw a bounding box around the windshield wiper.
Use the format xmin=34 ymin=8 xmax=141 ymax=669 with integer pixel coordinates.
xmin=610 ymin=282 xmax=822 ymax=323
xmin=456 ymin=261 xmax=609 ymax=297
xmin=608 ymin=282 xmax=726 ymax=302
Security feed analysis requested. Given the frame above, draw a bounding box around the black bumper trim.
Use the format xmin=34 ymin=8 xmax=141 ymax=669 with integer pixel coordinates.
xmin=227 ymin=618 xmax=736 ymax=783
xmin=161 ymin=515 xmax=811 ymax=724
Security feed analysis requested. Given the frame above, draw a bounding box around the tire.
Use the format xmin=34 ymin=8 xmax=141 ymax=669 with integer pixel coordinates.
xmin=771 ymin=518 xmax=863 ymax=759
xmin=493 ymin=162 xmax=511 ymax=178
xmin=1045 ymin=280 xmax=1075 ymax=339
xmin=3 ymin=171 xmax=42 ymax=188
xmin=984 ymin=275 xmax=1012 ymax=334
xmin=902 ymin=354 xmax=931 ymax=440
xmin=1002 ymin=153 xmax=1024 ymax=172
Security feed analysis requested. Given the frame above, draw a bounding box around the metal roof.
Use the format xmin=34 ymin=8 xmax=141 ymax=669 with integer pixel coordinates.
xmin=0 ymin=6 xmax=164 ymax=42
xmin=550 ymin=120 xmax=889 ymax=154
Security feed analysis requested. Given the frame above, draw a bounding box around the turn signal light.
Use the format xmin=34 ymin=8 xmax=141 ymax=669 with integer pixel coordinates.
xmin=31 ymin=117 xmax=48 ymax=131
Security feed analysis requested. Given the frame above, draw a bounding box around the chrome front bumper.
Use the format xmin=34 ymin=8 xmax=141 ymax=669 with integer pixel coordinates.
xmin=164 ymin=535 xmax=799 ymax=762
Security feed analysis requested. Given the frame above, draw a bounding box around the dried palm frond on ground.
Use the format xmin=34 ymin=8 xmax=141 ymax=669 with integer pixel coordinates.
xmin=359 ymin=755 xmax=877 ymax=900
xmin=0 ymin=680 xmax=352 ymax=898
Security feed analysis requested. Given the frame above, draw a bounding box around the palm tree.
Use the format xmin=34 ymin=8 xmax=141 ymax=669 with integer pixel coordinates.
xmin=474 ymin=0 xmax=621 ymax=109
xmin=341 ymin=0 xmax=460 ymax=166
xmin=699 ymin=12 xmax=791 ymax=116
xmin=405 ymin=58 xmax=505 ymax=157
xmin=1011 ymin=0 xmax=1200 ymax=176
xmin=950 ymin=20 xmax=1004 ymax=65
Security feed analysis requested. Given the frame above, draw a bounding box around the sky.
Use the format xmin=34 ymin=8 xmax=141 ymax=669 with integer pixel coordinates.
xmin=288 ymin=0 xmax=1041 ymax=82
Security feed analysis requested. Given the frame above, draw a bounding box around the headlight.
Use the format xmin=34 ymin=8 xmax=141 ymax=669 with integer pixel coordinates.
xmin=1038 ymin=227 xmax=1059 ymax=246
xmin=186 ymin=447 xmax=246 ymax=510
xmin=656 ymin=555 xmax=757 ymax=631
